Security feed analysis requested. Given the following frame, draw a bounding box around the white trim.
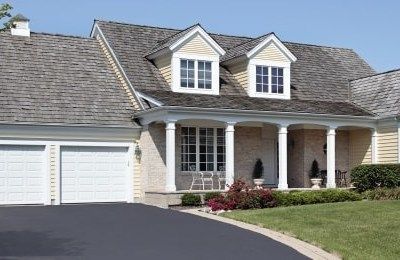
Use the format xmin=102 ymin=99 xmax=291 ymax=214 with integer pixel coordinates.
xmin=137 ymin=91 xmax=164 ymax=107
xmin=371 ymin=129 xmax=378 ymax=164
xmin=398 ymin=123 xmax=400 ymax=163
xmin=171 ymin=54 xmax=220 ymax=95
xmin=169 ymin=26 xmax=226 ymax=56
xmin=225 ymin=122 xmax=235 ymax=189
xmin=277 ymin=125 xmax=288 ymax=190
xmin=326 ymin=127 xmax=336 ymax=188
xmin=91 ymin=23 xmax=145 ymax=110
xmin=54 ymin=144 xmax=61 ymax=205
xmin=44 ymin=145 xmax=51 ymax=205
xmin=165 ymin=121 xmax=177 ymax=192
xmin=248 ymin=60 xmax=291 ymax=99
xmin=127 ymin=143 xmax=135 ymax=203
xmin=247 ymin=34 xmax=297 ymax=62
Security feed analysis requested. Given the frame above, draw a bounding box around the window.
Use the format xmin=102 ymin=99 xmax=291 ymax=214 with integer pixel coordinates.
xmin=179 ymin=59 xmax=212 ymax=90
xmin=180 ymin=59 xmax=195 ymax=88
xmin=198 ymin=61 xmax=212 ymax=89
xmin=271 ymin=67 xmax=284 ymax=94
xmin=256 ymin=66 xmax=269 ymax=93
xmin=181 ymin=127 xmax=225 ymax=172
xmin=255 ymin=65 xmax=284 ymax=94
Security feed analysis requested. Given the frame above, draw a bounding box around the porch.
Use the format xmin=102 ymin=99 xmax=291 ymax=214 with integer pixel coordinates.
xmin=137 ymin=107 xmax=377 ymax=198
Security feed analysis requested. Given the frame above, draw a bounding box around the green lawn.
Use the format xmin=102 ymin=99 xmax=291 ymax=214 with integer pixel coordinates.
xmin=222 ymin=200 xmax=400 ymax=260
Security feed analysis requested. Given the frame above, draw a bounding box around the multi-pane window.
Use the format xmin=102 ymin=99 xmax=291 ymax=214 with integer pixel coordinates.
xmin=271 ymin=67 xmax=284 ymax=94
xmin=181 ymin=127 xmax=197 ymax=171
xmin=180 ymin=59 xmax=195 ymax=88
xmin=255 ymin=66 xmax=284 ymax=94
xmin=256 ymin=66 xmax=269 ymax=93
xmin=181 ymin=127 xmax=225 ymax=172
xmin=180 ymin=59 xmax=212 ymax=90
xmin=198 ymin=61 xmax=212 ymax=89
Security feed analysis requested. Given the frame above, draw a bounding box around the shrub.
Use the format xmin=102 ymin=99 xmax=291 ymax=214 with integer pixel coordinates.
xmin=351 ymin=164 xmax=400 ymax=192
xmin=181 ymin=194 xmax=201 ymax=206
xmin=204 ymin=192 xmax=222 ymax=202
xmin=310 ymin=159 xmax=320 ymax=178
xmin=207 ymin=179 xmax=276 ymax=211
xmin=272 ymin=189 xmax=362 ymax=207
xmin=364 ymin=188 xmax=400 ymax=200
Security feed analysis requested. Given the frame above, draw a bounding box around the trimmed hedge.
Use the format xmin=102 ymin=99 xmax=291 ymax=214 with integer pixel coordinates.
xmin=272 ymin=189 xmax=362 ymax=207
xmin=204 ymin=192 xmax=222 ymax=202
xmin=364 ymin=188 xmax=400 ymax=200
xmin=181 ymin=194 xmax=201 ymax=206
xmin=351 ymin=164 xmax=400 ymax=192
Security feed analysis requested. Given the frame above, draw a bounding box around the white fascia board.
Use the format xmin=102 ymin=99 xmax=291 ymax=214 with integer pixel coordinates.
xmin=135 ymin=106 xmax=377 ymax=129
xmin=247 ymin=34 xmax=297 ymax=62
xmin=137 ymin=91 xmax=164 ymax=107
xmin=169 ymin=26 xmax=226 ymax=56
xmin=91 ymin=23 xmax=145 ymax=110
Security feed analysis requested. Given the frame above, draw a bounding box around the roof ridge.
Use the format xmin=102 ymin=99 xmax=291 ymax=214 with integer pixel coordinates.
xmin=350 ymin=68 xmax=400 ymax=82
xmin=224 ymin=32 xmax=274 ymax=50
xmin=155 ymin=23 xmax=199 ymax=45
xmin=96 ymin=19 xmax=356 ymax=51
xmin=30 ymin=31 xmax=92 ymax=40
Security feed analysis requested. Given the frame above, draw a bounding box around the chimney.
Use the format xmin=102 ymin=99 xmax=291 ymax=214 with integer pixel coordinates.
xmin=11 ymin=14 xmax=30 ymax=37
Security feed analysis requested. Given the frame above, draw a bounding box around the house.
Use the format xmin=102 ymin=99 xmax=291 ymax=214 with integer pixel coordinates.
xmin=0 ymin=16 xmax=398 ymax=207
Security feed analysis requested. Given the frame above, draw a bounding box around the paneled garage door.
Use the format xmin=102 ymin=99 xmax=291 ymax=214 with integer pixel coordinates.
xmin=0 ymin=145 xmax=46 ymax=205
xmin=61 ymin=146 xmax=129 ymax=203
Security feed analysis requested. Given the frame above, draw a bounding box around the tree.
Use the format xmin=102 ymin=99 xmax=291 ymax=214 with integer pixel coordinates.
xmin=310 ymin=159 xmax=321 ymax=179
xmin=0 ymin=3 xmax=13 ymax=32
xmin=252 ymin=159 xmax=264 ymax=179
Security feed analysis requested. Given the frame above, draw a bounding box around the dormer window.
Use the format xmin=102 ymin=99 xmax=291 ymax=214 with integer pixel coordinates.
xmin=256 ymin=66 xmax=284 ymax=94
xmin=180 ymin=59 xmax=212 ymax=90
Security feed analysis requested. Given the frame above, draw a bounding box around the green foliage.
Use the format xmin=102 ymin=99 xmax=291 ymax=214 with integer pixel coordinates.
xmin=203 ymin=192 xmax=221 ymax=202
xmin=181 ymin=193 xmax=201 ymax=206
xmin=0 ymin=3 xmax=13 ymax=31
xmin=364 ymin=188 xmax=400 ymax=200
xmin=272 ymin=189 xmax=362 ymax=207
xmin=351 ymin=164 xmax=400 ymax=192
xmin=252 ymin=158 xmax=264 ymax=179
xmin=310 ymin=159 xmax=320 ymax=178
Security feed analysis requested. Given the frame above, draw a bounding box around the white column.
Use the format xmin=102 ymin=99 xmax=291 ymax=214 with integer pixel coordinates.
xmin=326 ymin=127 xmax=336 ymax=188
xmin=225 ymin=122 xmax=236 ymax=190
xmin=371 ymin=129 xmax=378 ymax=164
xmin=165 ymin=121 xmax=176 ymax=192
xmin=278 ymin=125 xmax=288 ymax=190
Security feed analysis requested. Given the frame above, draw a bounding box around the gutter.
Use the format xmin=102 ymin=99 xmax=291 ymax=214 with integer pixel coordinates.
xmin=0 ymin=121 xmax=142 ymax=129
xmin=133 ymin=105 xmax=378 ymax=122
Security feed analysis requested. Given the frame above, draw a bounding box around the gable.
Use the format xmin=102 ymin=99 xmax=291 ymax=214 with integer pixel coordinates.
xmin=175 ymin=33 xmax=219 ymax=57
xmin=253 ymin=42 xmax=291 ymax=62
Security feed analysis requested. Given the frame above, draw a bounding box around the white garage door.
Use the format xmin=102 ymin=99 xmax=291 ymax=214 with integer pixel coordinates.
xmin=0 ymin=145 xmax=46 ymax=205
xmin=61 ymin=146 xmax=129 ymax=203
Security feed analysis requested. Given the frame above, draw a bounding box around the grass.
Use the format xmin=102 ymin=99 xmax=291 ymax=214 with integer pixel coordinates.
xmin=222 ymin=200 xmax=400 ymax=260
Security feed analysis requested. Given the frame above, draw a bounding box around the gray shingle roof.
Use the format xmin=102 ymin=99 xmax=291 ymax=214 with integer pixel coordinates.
xmin=139 ymin=89 xmax=373 ymax=116
xmin=0 ymin=31 xmax=137 ymax=127
xmin=96 ymin=20 xmax=376 ymax=108
xmin=350 ymin=69 xmax=400 ymax=118
xmin=221 ymin=33 xmax=274 ymax=62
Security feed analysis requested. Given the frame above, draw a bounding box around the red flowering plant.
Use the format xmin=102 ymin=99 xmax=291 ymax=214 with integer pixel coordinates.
xmin=207 ymin=179 xmax=276 ymax=211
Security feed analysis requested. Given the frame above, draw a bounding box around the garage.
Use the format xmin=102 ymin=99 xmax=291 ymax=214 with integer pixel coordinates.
xmin=0 ymin=145 xmax=46 ymax=205
xmin=61 ymin=146 xmax=130 ymax=203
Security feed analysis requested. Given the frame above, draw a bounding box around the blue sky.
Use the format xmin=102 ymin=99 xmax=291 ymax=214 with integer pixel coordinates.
xmin=5 ymin=0 xmax=400 ymax=72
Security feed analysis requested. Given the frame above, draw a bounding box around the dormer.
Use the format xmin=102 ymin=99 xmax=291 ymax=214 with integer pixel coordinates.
xmin=146 ymin=24 xmax=225 ymax=95
xmin=222 ymin=33 xmax=296 ymax=99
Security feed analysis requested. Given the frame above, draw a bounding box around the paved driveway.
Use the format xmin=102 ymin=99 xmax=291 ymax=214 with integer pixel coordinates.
xmin=0 ymin=204 xmax=308 ymax=259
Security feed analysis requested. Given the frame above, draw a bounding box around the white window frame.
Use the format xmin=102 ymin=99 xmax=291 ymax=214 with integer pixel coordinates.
xmin=248 ymin=59 xmax=291 ymax=99
xmin=172 ymin=53 xmax=220 ymax=95
xmin=180 ymin=126 xmax=225 ymax=172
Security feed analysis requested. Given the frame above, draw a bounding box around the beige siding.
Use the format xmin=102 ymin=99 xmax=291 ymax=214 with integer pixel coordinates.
xmin=176 ymin=34 xmax=218 ymax=56
xmin=229 ymin=61 xmax=248 ymax=91
xmin=254 ymin=42 xmax=290 ymax=62
xmin=377 ymin=127 xmax=398 ymax=164
xmin=154 ymin=55 xmax=172 ymax=85
xmin=49 ymin=144 xmax=57 ymax=200
xmin=349 ymin=129 xmax=372 ymax=169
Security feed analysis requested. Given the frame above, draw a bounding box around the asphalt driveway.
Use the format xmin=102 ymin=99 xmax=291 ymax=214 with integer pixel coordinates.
xmin=0 ymin=204 xmax=308 ymax=259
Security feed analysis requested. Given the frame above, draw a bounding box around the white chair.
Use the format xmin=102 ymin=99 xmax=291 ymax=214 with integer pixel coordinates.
xmin=201 ymin=171 xmax=214 ymax=190
xmin=216 ymin=166 xmax=226 ymax=190
xmin=189 ymin=166 xmax=214 ymax=190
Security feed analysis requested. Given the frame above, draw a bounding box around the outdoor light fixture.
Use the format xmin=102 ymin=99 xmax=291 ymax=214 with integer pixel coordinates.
xmin=135 ymin=143 xmax=142 ymax=161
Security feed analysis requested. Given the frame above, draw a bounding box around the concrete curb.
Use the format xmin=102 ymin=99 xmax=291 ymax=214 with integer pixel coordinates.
xmin=181 ymin=209 xmax=341 ymax=260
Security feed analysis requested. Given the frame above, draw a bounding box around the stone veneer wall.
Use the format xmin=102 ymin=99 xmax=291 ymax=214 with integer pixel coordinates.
xmin=288 ymin=129 xmax=349 ymax=188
